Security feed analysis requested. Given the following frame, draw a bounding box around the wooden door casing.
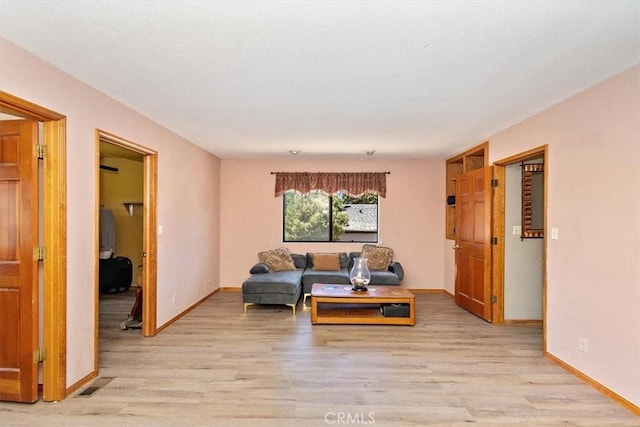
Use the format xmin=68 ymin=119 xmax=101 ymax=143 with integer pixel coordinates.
xmin=0 ymin=120 xmax=39 ymax=402
xmin=455 ymin=167 xmax=492 ymax=322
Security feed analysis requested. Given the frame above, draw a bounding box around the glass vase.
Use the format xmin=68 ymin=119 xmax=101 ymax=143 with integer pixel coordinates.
xmin=350 ymin=257 xmax=371 ymax=292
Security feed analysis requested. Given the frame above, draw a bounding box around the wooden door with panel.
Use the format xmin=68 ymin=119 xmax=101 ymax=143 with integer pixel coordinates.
xmin=0 ymin=119 xmax=39 ymax=402
xmin=454 ymin=166 xmax=493 ymax=322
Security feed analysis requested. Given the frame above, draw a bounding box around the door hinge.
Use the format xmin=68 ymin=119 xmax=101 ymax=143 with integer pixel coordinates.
xmin=491 ymin=295 xmax=498 ymax=304
xmin=491 ymin=179 xmax=498 ymax=187
xmin=35 ymin=143 xmax=46 ymax=159
xmin=34 ymin=246 xmax=46 ymax=260
xmin=490 ymin=237 xmax=498 ymax=245
xmin=34 ymin=348 xmax=47 ymax=363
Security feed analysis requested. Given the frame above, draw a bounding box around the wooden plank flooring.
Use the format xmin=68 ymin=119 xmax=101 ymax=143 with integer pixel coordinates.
xmin=1 ymin=291 xmax=638 ymax=426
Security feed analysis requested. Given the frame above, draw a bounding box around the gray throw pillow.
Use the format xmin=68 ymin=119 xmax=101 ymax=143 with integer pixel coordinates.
xmin=291 ymin=254 xmax=307 ymax=269
xmin=250 ymin=263 xmax=270 ymax=274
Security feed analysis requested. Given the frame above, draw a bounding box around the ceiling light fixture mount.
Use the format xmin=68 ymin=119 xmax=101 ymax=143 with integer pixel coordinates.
xmin=289 ymin=150 xmax=300 ymax=155
xmin=366 ymin=150 xmax=376 ymax=156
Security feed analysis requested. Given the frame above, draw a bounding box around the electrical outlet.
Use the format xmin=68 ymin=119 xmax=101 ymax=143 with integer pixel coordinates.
xmin=579 ymin=337 xmax=588 ymax=353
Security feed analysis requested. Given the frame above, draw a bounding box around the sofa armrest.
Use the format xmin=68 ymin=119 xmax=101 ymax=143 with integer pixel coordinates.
xmin=249 ymin=263 xmax=270 ymax=274
xmin=388 ymin=262 xmax=404 ymax=281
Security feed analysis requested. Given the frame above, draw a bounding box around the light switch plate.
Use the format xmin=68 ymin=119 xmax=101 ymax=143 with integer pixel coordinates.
xmin=512 ymin=225 xmax=521 ymax=235
xmin=551 ymin=227 xmax=559 ymax=240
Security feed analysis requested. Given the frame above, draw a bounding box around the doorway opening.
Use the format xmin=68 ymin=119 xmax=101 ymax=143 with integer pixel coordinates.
xmin=492 ymin=145 xmax=548 ymax=349
xmin=94 ymin=130 xmax=158 ymax=379
xmin=98 ymin=139 xmax=144 ymax=335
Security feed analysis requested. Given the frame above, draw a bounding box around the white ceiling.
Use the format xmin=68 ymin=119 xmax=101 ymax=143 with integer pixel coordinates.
xmin=1 ymin=1 xmax=638 ymax=159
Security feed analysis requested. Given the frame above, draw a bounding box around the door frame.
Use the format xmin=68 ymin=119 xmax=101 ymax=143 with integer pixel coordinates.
xmin=492 ymin=145 xmax=548 ymax=350
xmin=95 ymin=130 xmax=158 ymax=346
xmin=0 ymin=91 xmax=67 ymax=401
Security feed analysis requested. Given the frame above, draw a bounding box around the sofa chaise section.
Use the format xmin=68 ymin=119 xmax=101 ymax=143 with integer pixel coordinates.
xmin=242 ymin=268 xmax=303 ymax=316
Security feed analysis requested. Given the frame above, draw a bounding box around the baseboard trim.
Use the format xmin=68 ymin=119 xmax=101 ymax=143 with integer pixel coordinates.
xmin=406 ymin=288 xmax=448 ymax=294
xmin=503 ymin=319 xmax=543 ymax=325
xmin=220 ymin=287 xmax=242 ymax=292
xmin=156 ymin=288 xmax=220 ymax=334
xmin=545 ymin=352 xmax=640 ymax=416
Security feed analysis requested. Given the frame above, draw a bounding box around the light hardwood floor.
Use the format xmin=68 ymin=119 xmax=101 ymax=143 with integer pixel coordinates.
xmin=1 ymin=291 xmax=638 ymax=426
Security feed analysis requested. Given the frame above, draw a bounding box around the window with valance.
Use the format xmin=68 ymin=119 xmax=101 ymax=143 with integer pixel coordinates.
xmin=273 ymin=172 xmax=387 ymax=198
xmin=274 ymin=172 xmax=387 ymax=243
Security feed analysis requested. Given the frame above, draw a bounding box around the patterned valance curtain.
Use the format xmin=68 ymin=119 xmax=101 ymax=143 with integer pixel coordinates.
xmin=274 ymin=172 xmax=387 ymax=198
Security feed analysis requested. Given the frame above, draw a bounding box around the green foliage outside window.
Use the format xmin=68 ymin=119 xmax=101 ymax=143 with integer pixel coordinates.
xmin=284 ymin=191 xmax=330 ymax=241
xmin=283 ymin=191 xmax=377 ymax=242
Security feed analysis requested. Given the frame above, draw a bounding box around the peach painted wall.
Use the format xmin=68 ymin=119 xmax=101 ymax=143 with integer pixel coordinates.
xmin=219 ymin=158 xmax=445 ymax=290
xmin=1 ymin=38 xmax=221 ymax=388
xmin=487 ymin=66 xmax=640 ymax=406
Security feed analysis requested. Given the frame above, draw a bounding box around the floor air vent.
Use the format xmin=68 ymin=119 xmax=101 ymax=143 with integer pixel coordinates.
xmin=76 ymin=377 xmax=114 ymax=398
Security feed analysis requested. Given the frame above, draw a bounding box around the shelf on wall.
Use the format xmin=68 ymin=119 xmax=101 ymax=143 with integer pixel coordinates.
xmin=122 ymin=202 xmax=143 ymax=216
xmin=445 ymin=142 xmax=488 ymax=240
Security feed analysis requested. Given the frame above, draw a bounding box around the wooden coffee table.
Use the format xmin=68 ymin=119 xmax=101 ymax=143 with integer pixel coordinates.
xmin=310 ymin=283 xmax=415 ymax=325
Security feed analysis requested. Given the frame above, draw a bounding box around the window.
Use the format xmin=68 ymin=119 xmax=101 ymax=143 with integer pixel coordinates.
xmin=283 ymin=191 xmax=378 ymax=242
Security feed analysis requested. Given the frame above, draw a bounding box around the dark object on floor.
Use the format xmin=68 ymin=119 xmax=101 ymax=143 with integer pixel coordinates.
xmin=99 ymin=256 xmax=133 ymax=293
xmin=121 ymin=287 xmax=143 ymax=330
xmin=381 ymin=303 xmax=410 ymax=317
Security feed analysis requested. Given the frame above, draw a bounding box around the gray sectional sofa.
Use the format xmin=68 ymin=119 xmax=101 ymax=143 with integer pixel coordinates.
xmin=242 ymin=251 xmax=404 ymax=316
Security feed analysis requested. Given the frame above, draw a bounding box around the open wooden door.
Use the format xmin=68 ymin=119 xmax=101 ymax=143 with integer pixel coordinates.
xmin=454 ymin=166 xmax=493 ymax=322
xmin=0 ymin=120 xmax=39 ymax=402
